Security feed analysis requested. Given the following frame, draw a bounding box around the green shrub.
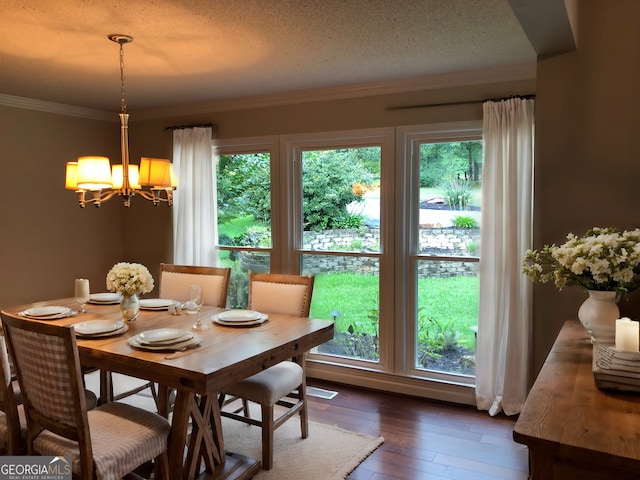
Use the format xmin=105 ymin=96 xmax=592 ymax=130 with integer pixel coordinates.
xmin=440 ymin=178 xmax=472 ymax=210
xmin=452 ymin=216 xmax=478 ymax=229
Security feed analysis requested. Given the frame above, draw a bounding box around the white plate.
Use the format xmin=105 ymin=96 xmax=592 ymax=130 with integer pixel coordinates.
xmin=137 ymin=331 xmax=194 ymax=346
xmin=213 ymin=314 xmax=268 ymax=327
xmin=21 ymin=306 xmax=70 ymax=317
xmin=216 ymin=309 xmax=263 ymax=322
xmin=128 ymin=333 xmax=202 ymax=351
xmin=76 ymin=324 xmax=129 ymax=338
xmin=137 ymin=328 xmax=185 ymax=343
xmin=72 ymin=319 xmax=125 ymax=335
xmin=88 ymin=293 xmax=121 ymax=304
xmin=139 ymin=299 xmax=174 ymax=310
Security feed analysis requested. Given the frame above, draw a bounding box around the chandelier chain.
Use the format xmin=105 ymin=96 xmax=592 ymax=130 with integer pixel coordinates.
xmin=119 ymin=42 xmax=127 ymax=114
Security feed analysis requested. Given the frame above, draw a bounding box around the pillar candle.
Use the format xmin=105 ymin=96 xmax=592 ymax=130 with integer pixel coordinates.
xmin=74 ymin=278 xmax=90 ymax=299
xmin=615 ymin=317 xmax=639 ymax=352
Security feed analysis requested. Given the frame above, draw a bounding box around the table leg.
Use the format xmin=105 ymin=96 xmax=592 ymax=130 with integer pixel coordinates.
xmin=170 ymin=389 xmax=261 ymax=480
xmin=168 ymin=390 xmax=192 ymax=478
xmin=529 ymin=447 xmax=553 ymax=479
xmin=184 ymin=394 xmax=224 ymax=478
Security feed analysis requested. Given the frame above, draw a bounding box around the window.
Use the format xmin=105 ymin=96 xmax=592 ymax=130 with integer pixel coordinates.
xmin=214 ymin=122 xmax=482 ymax=403
xmin=400 ymin=123 xmax=482 ymax=386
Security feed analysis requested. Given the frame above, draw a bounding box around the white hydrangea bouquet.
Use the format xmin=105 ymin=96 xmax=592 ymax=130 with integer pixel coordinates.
xmin=106 ymin=262 xmax=154 ymax=296
xmin=522 ymin=227 xmax=640 ymax=294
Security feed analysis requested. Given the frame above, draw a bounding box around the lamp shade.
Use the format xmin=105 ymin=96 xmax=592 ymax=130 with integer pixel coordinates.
xmin=65 ymin=162 xmax=79 ymax=190
xmin=77 ymin=156 xmax=112 ymax=190
xmin=139 ymin=157 xmax=172 ymax=188
xmin=112 ymin=164 xmax=141 ymax=189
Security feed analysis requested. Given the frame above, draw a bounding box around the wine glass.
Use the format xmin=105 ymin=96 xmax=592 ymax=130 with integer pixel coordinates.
xmin=74 ymin=278 xmax=90 ymax=313
xmin=190 ymin=284 xmax=208 ymax=330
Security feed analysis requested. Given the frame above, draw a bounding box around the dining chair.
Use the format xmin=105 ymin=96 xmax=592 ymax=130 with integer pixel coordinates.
xmin=1 ymin=333 xmax=99 ymax=455
xmin=0 ymin=334 xmax=23 ymax=455
xmin=218 ymin=271 xmax=314 ymax=469
xmin=1 ymin=313 xmax=170 ymax=479
xmin=153 ymin=263 xmax=232 ymax=415
xmin=159 ymin=263 xmax=231 ymax=307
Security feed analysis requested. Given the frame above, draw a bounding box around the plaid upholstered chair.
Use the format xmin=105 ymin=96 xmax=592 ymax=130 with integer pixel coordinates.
xmin=218 ymin=272 xmax=314 ymax=469
xmin=0 ymin=334 xmax=98 ymax=455
xmin=1 ymin=313 xmax=170 ymax=479
xmin=0 ymin=334 xmax=23 ymax=455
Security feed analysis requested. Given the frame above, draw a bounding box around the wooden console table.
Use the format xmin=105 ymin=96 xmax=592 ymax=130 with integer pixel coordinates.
xmin=513 ymin=320 xmax=640 ymax=480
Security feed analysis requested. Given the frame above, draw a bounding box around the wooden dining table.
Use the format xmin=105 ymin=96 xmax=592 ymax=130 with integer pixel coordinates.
xmin=1 ymin=297 xmax=334 ymax=480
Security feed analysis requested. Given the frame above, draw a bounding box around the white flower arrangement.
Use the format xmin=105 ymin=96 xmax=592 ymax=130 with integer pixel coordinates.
xmin=106 ymin=262 xmax=154 ymax=296
xmin=522 ymin=227 xmax=640 ymax=294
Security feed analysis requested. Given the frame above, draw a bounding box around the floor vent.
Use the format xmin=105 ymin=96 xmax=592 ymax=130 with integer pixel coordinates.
xmin=307 ymin=386 xmax=338 ymax=399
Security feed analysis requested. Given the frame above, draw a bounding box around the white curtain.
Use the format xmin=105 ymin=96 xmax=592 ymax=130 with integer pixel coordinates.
xmin=475 ymin=98 xmax=535 ymax=416
xmin=172 ymin=126 xmax=218 ymax=266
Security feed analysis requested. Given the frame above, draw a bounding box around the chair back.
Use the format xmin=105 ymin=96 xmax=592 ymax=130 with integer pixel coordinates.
xmin=1 ymin=314 xmax=92 ymax=463
xmin=0 ymin=334 xmax=21 ymax=454
xmin=249 ymin=272 xmax=314 ymax=317
xmin=159 ymin=264 xmax=231 ymax=307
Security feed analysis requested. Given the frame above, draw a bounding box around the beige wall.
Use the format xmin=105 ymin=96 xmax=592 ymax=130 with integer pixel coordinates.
xmin=0 ymin=106 xmax=175 ymax=307
xmin=0 ymin=107 xmax=123 ymax=307
xmin=532 ymin=0 xmax=640 ymax=376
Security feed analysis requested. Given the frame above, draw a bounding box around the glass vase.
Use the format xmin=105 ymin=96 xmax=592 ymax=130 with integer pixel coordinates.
xmin=120 ymin=293 xmax=140 ymax=322
xmin=578 ymin=290 xmax=619 ymax=344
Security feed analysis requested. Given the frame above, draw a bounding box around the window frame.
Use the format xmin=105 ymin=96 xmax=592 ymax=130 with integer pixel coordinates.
xmin=396 ymin=121 xmax=482 ymax=385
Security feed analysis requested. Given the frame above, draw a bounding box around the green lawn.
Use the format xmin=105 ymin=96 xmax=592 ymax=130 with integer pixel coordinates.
xmin=310 ymin=272 xmax=478 ymax=349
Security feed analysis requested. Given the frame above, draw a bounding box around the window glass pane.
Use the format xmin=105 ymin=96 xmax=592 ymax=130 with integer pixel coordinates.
xmin=414 ymin=139 xmax=481 ymax=377
xmin=418 ymin=141 xmax=481 ymax=233
xmin=415 ymin=259 xmax=478 ymax=376
xmin=301 ymin=147 xmax=380 ymax=252
xmin=216 ymin=249 xmax=270 ymax=309
xmin=217 ymin=152 xmax=271 ymax=248
xmin=215 ymin=150 xmax=271 ymax=310
xmin=302 ymin=254 xmax=379 ymax=363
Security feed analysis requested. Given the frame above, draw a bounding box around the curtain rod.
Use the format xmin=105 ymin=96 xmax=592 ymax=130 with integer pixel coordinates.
xmin=387 ymin=94 xmax=535 ymax=111
xmin=165 ymin=123 xmax=216 ymax=130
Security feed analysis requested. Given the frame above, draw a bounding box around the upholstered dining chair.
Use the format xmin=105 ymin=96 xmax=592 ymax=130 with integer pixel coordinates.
xmin=0 ymin=334 xmax=23 ymax=455
xmin=1 ymin=313 xmax=170 ymax=479
xmin=159 ymin=263 xmax=231 ymax=307
xmin=218 ymin=271 xmax=315 ymax=470
xmin=152 ymin=263 xmax=232 ymax=415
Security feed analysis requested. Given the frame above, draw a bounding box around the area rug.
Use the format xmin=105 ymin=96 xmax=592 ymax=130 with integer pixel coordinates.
xmin=85 ymin=373 xmax=383 ymax=479
xmin=222 ymin=413 xmax=383 ymax=480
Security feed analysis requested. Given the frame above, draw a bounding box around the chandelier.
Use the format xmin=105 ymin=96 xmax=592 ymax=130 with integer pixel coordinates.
xmin=65 ymin=34 xmax=176 ymax=207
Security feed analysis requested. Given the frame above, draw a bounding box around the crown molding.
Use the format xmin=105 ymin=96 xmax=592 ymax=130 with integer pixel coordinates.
xmin=135 ymin=62 xmax=536 ymax=120
xmin=0 ymin=94 xmax=114 ymax=121
xmin=0 ymin=62 xmax=536 ymax=121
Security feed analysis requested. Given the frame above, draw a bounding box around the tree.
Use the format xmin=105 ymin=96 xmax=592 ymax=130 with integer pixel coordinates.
xmin=419 ymin=141 xmax=482 ymax=187
xmin=302 ymin=148 xmax=377 ymax=231
xmin=217 ymin=153 xmax=271 ymax=224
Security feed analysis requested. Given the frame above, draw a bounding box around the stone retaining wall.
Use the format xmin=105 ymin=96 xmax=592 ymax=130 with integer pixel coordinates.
xmin=242 ymin=227 xmax=480 ymax=278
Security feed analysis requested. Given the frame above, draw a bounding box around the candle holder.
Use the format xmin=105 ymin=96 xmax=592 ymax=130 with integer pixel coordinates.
xmin=593 ymin=342 xmax=640 ymax=392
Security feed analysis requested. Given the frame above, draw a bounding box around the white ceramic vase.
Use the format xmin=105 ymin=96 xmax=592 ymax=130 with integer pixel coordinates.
xmin=577 ymin=290 xmax=619 ymax=344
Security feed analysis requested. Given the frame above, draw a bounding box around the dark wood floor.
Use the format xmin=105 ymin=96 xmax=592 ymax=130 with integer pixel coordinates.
xmin=194 ymin=379 xmax=529 ymax=480
xmin=307 ymin=380 xmax=529 ymax=480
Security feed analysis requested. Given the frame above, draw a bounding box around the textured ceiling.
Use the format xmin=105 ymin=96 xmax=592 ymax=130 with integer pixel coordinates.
xmin=0 ymin=0 xmax=542 ymax=112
